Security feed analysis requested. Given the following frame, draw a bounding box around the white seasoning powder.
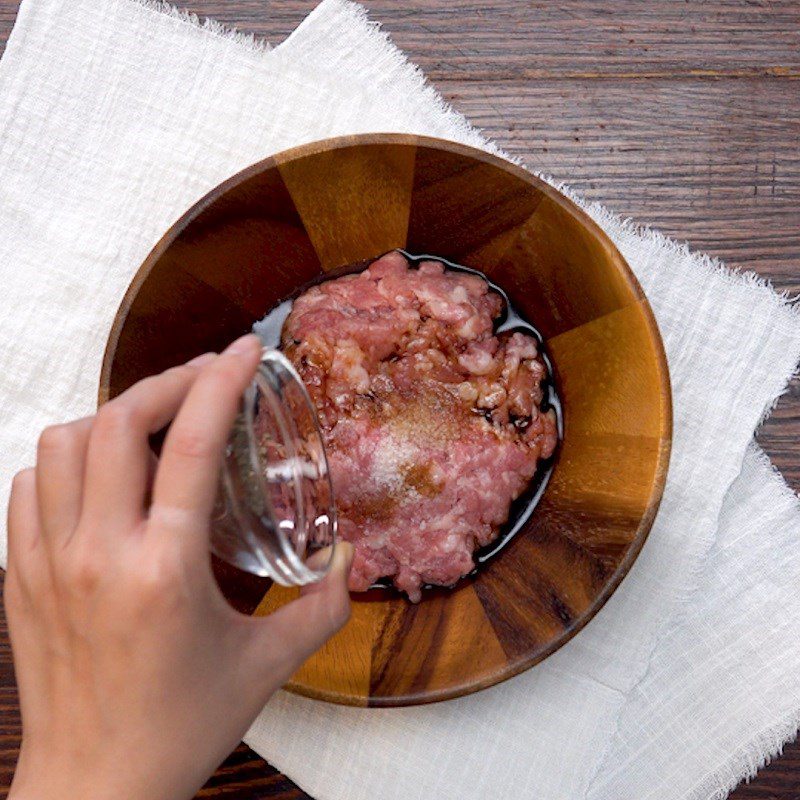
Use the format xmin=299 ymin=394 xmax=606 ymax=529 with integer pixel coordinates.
xmin=370 ymin=433 xmax=417 ymax=494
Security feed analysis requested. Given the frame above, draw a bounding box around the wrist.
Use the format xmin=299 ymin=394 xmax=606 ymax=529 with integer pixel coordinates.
xmin=9 ymin=749 xmax=181 ymax=800
xmin=9 ymin=752 xmax=138 ymax=800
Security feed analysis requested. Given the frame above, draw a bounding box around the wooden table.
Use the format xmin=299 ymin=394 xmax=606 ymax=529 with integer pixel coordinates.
xmin=0 ymin=1 xmax=798 ymax=797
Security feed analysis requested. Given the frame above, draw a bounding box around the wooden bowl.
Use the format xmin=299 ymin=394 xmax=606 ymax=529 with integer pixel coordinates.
xmin=100 ymin=134 xmax=671 ymax=706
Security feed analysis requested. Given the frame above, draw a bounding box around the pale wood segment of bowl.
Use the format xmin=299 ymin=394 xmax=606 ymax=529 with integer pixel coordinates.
xmin=276 ymin=141 xmax=416 ymax=271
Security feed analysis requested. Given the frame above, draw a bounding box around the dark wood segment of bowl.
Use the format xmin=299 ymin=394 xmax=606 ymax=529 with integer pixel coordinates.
xmin=490 ymin=195 xmax=641 ymax=338
xmin=99 ymin=160 xmax=322 ymax=401
xmin=406 ymin=144 xmax=545 ymax=267
xmin=99 ymin=134 xmax=671 ymax=706
xmin=154 ymin=167 xmax=322 ymax=318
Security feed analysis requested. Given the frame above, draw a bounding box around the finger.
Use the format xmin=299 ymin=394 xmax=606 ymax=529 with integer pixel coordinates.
xmin=81 ymin=353 xmax=217 ymax=531
xmin=35 ymin=418 xmax=92 ymax=546
xmin=143 ymin=449 xmax=159 ymax=508
xmin=151 ymin=335 xmax=262 ymax=546
xmin=297 ymin=544 xmax=344 ymax=600
xmin=5 ymin=472 xmax=54 ymax=727
xmin=246 ymin=542 xmax=353 ymax=684
xmin=7 ymin=469 xmax=47 ymax=591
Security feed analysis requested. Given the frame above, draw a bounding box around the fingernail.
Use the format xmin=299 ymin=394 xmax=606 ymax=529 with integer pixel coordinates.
xmin=224 ymin=333 xmax=261 ymax=357
xmin=187 ymin=352 xmax=216 ymax=367
xmin=337 ymin=541 xmax=355 ymax=572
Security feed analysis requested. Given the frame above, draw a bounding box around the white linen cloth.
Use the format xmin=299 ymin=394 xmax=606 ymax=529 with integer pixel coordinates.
xmin=0 ymin=1 xmax=798 ymax=798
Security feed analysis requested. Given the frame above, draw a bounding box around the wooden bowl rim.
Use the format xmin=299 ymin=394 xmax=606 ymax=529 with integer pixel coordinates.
xmin=98 ymin=133 xmax=672 ymax=706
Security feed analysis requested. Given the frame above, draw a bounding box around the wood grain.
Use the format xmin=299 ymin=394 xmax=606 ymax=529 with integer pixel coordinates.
xmin=0 ymin=1 xmax=797 ymax=798
xmin=276 ymin=141 xmax=417 ymax=270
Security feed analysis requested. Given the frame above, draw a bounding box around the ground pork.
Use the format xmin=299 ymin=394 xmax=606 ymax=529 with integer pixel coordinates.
xmin=277 ymin=250 xmax=557 ymax=602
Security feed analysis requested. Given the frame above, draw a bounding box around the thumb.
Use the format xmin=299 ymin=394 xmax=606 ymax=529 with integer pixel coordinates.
xmin=246 ymin=542 xmax=354 ymax=686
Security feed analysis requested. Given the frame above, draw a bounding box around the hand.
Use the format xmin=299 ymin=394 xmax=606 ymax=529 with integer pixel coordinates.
xmin=5 ymin=334 xmax=353 ymax=800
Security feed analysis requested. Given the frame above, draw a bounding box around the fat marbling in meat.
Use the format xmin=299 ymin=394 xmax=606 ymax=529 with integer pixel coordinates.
xmin=277 ymin=251 xmax=558 ymax=602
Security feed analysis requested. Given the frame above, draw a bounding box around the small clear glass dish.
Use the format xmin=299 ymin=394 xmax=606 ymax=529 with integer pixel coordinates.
xmin=210 ymin=349 xmax=336 ymax=586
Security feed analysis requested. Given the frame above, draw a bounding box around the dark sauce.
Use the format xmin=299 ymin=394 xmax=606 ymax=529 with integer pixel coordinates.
xmin=252 ymin=251 xmax=563 ymax=598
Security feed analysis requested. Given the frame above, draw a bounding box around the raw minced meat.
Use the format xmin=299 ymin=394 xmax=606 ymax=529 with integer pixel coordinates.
xmin=279 ymin=250 xmax=557 ymax=602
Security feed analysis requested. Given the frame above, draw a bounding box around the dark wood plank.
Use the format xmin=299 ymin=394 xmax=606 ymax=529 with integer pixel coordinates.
xmin=5 ymin=0 xmax=800 ymax=79
xmin=0 ymin=0 xmax=798 ymax=797
xmin=20 ymin=0 xmax=797 ymax=80
xmin=451 ymin=79 xmax=800 ymax=281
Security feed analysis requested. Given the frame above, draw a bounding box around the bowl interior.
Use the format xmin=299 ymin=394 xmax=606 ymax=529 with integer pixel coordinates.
xmin=101 ymin=135 xmax=671 ymax=706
